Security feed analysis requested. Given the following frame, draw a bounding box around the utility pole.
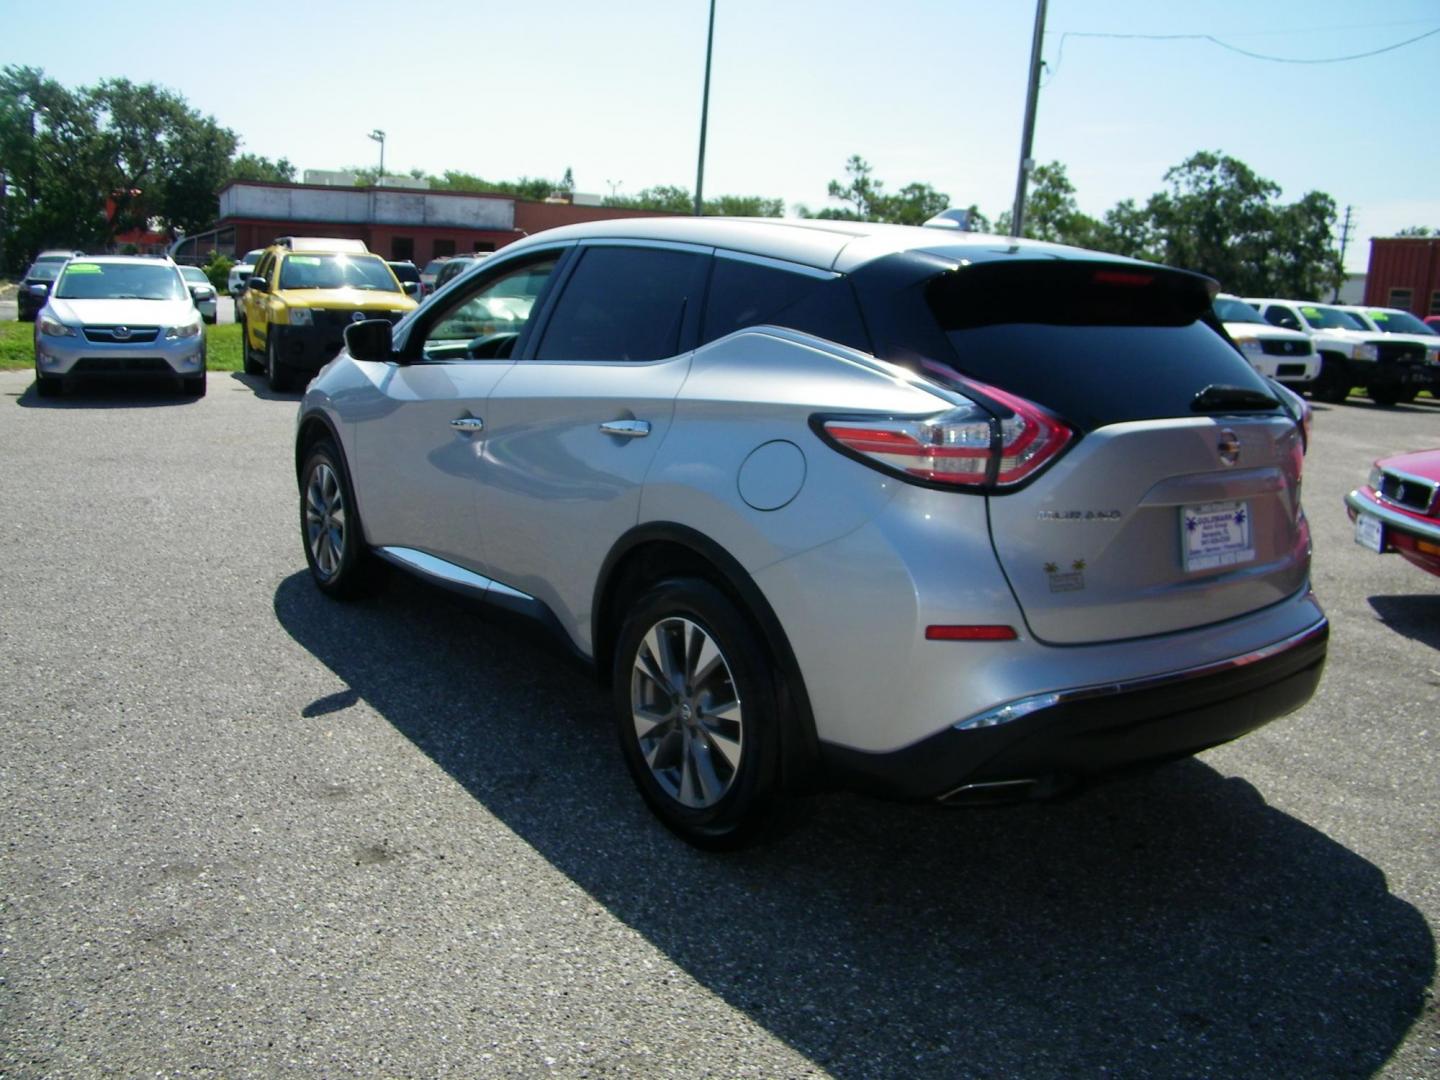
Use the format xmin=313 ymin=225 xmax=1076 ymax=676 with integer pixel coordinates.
xmin=1009 ymin=0 xmax=1049 ymax=238
xmin=368 ymin=129 xmax=386 ymax=185
xmin=693 ymin=0 xmax=717 ymax=217
xmin=1333 ymin=205 xmax=1354 ymax=301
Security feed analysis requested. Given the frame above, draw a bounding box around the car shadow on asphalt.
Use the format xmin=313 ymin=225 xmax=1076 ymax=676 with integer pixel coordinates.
xmin=227 ymin=371 xmax=303 ymax=401
xmin=273 ymin=571 xmax=1434 ymax=1079
xmin=11 ymin=378 xmax=197 ymax=408
xmin=1368 ymin=594 xmax=1440 ymax=650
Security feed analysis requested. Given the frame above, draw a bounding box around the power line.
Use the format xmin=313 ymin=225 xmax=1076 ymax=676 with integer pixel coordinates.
xmin=1043 ymin=25 xmax=1440 ymax=84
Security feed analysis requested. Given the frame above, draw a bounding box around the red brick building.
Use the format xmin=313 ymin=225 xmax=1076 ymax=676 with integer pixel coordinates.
xmin=1363 ymin=236 xmax=1440 ymax=317
xmin=170 ymin=180 xmax=671 ymax=264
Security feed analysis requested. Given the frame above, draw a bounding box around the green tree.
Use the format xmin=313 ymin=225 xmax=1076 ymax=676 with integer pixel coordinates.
xmin=1090 ymin=198 xmax=1158 ymax=261
xmin=799 ymin=155 xmax=953 ymax=225
xmin=995 ymin=162 xmax=1098 ymax=246
xmin=1395 ymin=225 xmax=1437 ymax=237
xmin=230 ymin=153 xmax=296 ymax=183
xmin=1265 ymin=190 xmax=1343 ymax=299
xmin=705 ymin=194 xmax=784 ymax=217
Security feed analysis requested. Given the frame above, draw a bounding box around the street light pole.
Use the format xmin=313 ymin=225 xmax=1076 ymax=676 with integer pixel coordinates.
xmin=368 ymin=129 xmax=386 ymax=185
xmin=1009 ymin=0 xmax=1048 ymax=238
xmin=693 ymin=0 xmax=716 ymax=217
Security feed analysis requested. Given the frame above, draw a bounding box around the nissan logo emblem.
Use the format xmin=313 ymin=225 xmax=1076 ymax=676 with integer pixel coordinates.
xmin=1218 ymin=429 xmax=1241 ymax=467
xmin=112 ymin=326 xmax=132 ymax=340
xmin=350 ymin=311 xmax=366 ymax=323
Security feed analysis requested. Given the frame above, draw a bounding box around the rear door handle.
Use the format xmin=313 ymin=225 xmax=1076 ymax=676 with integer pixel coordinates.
xmin=450 ymin=417 xmax=484 ymax=432
xmin=600 ymin=420 xmax=651 ymax=438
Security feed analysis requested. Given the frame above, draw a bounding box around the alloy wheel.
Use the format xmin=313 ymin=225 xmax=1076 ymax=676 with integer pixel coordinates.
xmin=305 ymin=462 xmax=346 ymax=579
xmin=630 ymin=617 xmax=744 ymax=809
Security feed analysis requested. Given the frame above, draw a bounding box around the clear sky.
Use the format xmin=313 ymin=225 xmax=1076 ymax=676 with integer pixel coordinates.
xmin=4 ymin=0 xmax=1438 ymax=270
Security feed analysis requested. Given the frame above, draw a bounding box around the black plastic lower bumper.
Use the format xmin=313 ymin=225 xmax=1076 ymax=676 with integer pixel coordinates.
xmin=821 ymin=619 xmax=1329 ymax=801
xmin=272 ymin=324 xmax=346 ymax=373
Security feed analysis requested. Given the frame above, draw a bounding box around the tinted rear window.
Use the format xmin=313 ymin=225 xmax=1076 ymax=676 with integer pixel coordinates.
xmin=701 ymin=254 xmax=869 ymax=350
xmin=859 ymin=258 xmax=1280 ymax=432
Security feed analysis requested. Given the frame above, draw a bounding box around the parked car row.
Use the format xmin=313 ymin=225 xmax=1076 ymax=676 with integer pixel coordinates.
xmin=1236 ymin=297 xmax=1439 ymax=405
xmin=293 ymin=216 xmax=1330 ymax=847
xmin=419 ymin=252 xmax=493 ymax=297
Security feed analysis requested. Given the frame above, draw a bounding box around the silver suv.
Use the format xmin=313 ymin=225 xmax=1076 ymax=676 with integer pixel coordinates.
xmin=33 ymin=255 xmax=207 ymax=397
xmin=295 ymin=218 xmax=1328 ymax=847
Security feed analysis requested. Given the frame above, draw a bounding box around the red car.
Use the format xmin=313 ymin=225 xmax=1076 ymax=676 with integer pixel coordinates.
xmin=1345 ymin=449 xmax=1440 ymax=577
xmin=1425 ymin=315 xmax=1440 ymax=332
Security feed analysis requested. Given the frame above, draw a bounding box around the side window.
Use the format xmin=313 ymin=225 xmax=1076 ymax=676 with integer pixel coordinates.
xmin=701 ymin=254 xmax=868 ymax=350
xmin=535 ymin=246 xmax=707 ymax=362
xmin=1265 ymin=306 xmax=1301 ymax=331
xmin=254 ymin=253 xmax=274 ymax=288
xmin=417 ymin=255 xmax=560 ymax=362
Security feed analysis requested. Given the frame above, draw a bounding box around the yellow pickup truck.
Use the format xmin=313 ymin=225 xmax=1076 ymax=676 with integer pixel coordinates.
xmin=238 ymin=239 xmax=418 ymax=391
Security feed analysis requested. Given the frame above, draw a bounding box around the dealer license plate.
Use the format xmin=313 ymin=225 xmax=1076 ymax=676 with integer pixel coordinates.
xmin=1354 ymin=511 xmax=1384 ymax=553
xmin=1182 ymin=500 xmax=1255 ymax=572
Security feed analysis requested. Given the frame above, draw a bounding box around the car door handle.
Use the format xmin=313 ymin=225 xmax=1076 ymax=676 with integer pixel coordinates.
xmin=599 ymin=420 xmax=651 ymax=438
xmin=450 ymin=417 xmax=484 ymax=432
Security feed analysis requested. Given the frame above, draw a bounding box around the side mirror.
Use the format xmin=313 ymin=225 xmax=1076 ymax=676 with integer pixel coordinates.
xmin=248 ymin=276 xmax=267 ymax=291
xmin=189 ymin=285 xmax=209 ymax=301
xmin=402 ymin=281 xmax=419 ymax=297
xmin=28 ymin=282 xmax=50 ymax=296
xmin=344 ymin=319 xmax=395 ymax=363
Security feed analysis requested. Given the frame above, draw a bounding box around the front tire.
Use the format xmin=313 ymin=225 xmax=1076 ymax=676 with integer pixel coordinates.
xmin=240 ymin=317 xmax=263 ymax=375
xmin=266 ymin=333 xmax=292 ymax=392
xmin=299 ymin=439 xmax=371 ymax=599
xmin=612 ymin=578 xmax=784 ymax=849
xmin=1311 ymin=356 xmax=1350 ymax=404
xmin=1368 ymin=386 xmax=1401 ymax=407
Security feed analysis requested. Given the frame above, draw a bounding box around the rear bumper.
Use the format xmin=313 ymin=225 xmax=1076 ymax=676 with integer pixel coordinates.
xmin=821 ymin=616 xmax=1328 ymax=801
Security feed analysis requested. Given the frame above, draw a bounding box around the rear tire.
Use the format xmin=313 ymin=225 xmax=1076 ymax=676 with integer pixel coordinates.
xmin=612 ymin=578 xmax=786 ymax=850
xmin=299 ymin=438 xmax=371 ymax=599
xmin=1311 ymin=356 xmax=1350 ymax=404
xmin=1368 ymin=386 xmax=1400 ymax=407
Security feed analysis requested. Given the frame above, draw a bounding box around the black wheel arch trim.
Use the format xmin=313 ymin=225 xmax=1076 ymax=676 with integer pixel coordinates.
xmin=593 ymin=522 xmax=823 ymax=790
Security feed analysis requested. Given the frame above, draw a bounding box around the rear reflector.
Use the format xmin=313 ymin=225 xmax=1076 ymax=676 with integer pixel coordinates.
xmin=926 ymin=625 xmax=1019 ymax=641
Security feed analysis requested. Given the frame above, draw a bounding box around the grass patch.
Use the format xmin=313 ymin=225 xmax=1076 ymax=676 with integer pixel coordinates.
xmin=0 ymin=320 xmax=244 ymax=372
xmin=0 ymin=320 xmax=33 ymax=369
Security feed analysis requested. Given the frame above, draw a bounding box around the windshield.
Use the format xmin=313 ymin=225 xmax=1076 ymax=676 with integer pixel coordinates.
xmin=54 ymin=261 xmax=186 ymax=301
xmin=180 ymin=267 xmax=210 ymax=285
xmin=24 ymin=262 xmax=60 ymax=281
xmin=1300 ymin=304 xmax=1366 ymax=330
xmin=1367 ymin=309 xmax=1436 ymax=335
xmin=1213 ymin=297 xmax=1265 ymax=324
xmin=388 ymin=262 xmax=420 ymax=283
xmin=278 ymin=253 xmax=399 ymax=292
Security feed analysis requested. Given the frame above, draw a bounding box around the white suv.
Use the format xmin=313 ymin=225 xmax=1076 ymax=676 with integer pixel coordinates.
xmin=1212 ymin=295 xmax=1317 ymax=385
xmin=1245 ymin=298 xmax=1426 ymax=405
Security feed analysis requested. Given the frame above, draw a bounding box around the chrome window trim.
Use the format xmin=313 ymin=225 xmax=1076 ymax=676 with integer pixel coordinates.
xmin=574 ymin=237 xmax=716 ymax=256
xmin=952 ymin=616 xmax=1330 ymax=732
xmin=713 ymin=248 xmax=840 ymax=281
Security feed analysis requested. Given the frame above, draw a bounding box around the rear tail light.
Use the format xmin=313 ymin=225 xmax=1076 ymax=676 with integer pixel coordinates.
xmin=818 ymin=383 xmax=1072 ymax=490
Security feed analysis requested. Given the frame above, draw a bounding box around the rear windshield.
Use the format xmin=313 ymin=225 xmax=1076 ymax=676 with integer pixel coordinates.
xmin=279 ymin=253 xmax=399 ymax=292
xmin=54 ymin=261 xmax=186 ymax=301
xmin=388 ymin=262 xmax=421 ymax=283
xmin=866 ymin=259 xmax=1280 ymax=433
xmin=24 ymin=262 xmax=60 ymax=281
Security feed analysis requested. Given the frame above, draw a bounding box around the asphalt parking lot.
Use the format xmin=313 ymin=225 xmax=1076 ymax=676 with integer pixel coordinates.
xmin=1 ymin=370 xmax=1436 ymax=1078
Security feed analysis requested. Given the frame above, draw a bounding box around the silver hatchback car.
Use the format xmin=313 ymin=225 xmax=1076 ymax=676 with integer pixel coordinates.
xmin=295 ymin=218 xmax=1328 ymax=847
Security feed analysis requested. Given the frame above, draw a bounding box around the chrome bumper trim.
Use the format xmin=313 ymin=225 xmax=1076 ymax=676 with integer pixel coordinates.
xmin=1344 ymin=490 xmax=1440 ymax=544
xmin=953 ymin=614 xmax=1330 ymax=732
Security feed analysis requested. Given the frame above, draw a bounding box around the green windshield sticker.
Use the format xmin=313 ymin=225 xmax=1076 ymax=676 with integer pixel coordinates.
xmin=1370 ymin=311 xmax=1390 ymax=321
xmin=289 ymin=256 xmax=321 ymax=265
xmin=65 ymin=263 xmax=103 ymax=274
xmin=1300 ymin=306 xmax=1321 ymax=316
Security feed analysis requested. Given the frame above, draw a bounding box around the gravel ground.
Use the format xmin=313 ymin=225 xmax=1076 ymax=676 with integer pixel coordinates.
xmin=0 ymin=370 xmax=1436 ymax=1079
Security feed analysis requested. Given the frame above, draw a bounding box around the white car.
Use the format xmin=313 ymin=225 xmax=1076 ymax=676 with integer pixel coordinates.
xmin=1244 ymin=297 xmax=1428 ymax=405
xmin=227 ymin=248 xmax=266 ymax=300
xmin=179 ymin=266 xmax=218 ymax=323
xmin=1213 ymin=295 xmax=1317 ymax=385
